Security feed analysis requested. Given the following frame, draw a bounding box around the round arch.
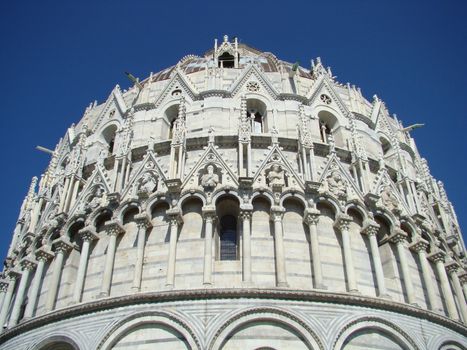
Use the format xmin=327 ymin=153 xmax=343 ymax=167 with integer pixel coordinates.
xmin=332 ymin=317 xmax=419 ymax=350
xmin=208 ymin=307 xmax=324 ymax=350
xmin=344 ymin=202 xmax=369 ymax=222
xmin=316 ymin=195 xmax=341 ymax=216
xmin=96 ymin=311 xmax=200 ymax=350
xmin=280 ymin=191 xmax=307 ymax=208
xmin=115 ymin=200 xmax=142 ymax=223
xmin=178 ymin=192 xmax=207 ymax=210
xmin=31 ymin=335 xmax=80 ymax=350
xmin=251 ymin=191 xmax=274 ymax=207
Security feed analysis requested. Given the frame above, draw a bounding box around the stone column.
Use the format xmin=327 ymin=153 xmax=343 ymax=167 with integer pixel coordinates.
xmin=271 ymin=206 xmax=287 ymax=287
xmin=45 ymin=238 xmax=73 ymax=312
xmin=28 ymin=196 xmax=44 ymax=234
xmin=72 ymin=227 xmax=98 ymax=303
xmin=389 ymin=230 xmax=417 ymax=305
xmin=409 ymin=239 xmax=440 ymax=311
xmin=99 ymin=220 xmax=125 ymax=298
xmin=9 ymin=259 xmax=37 ymax=326
xmin=362 ymin=220 xmax=389 ymax=298
xmin=166 ymin=208 xmax=182 ymax=287
xmin=303 ymin=208 xmax=325 ymax=289
xmin=24 ymin=248 xmax=54 ymax=319
xmin=132 ymin=214 xmax=152 ymax=292
xmin=202 ymin=206 xmax=216 ymax=285
xmin=240 ymin=208 xmax=253 ymax=284
xmin=334 ymin=214 xmax=358 ymax=293
xmin=460 ymin=273 xmax=467 ymax=302
xmin=428 ymin=250 xmax=459 ymax=320
xmin=445 ymin=261 xmax=467 ymax=324
xmin=0 ymin=281 xmax=8 ymax=313
xmin=0 ymin=275 xmax=17 ymax=330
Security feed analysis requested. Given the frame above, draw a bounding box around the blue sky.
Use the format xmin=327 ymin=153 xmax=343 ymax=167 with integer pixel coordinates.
xmin=0 ymin=0 xmax=466 ymax=261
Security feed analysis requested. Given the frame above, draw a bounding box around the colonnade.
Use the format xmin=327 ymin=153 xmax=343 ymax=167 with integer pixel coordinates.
xmin=0 ymin=202 xmax=466 ymax=332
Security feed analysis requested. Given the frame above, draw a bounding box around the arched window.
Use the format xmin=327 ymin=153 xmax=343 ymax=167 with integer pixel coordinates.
xmin=247 ymin=99 xmax=267 ymax=134
xmin=317 ymin=111 xmax=340 ymax=146
xmin=320 ymin=121 xmax=332 ymax=143
xmin=164 ymin=104 xmax=179 ymax=140
xmin=218 ymin=52 xmax=235 ymax=68
xmin=102 ymin=125 xmax=117 ymax=154
xmin=220 ymin=215 xmax=237 ymax=260
xmin=380 ymin=136 xmax=392 ymax=156
xmin=95 ymin=210 xmax=112 ymax=233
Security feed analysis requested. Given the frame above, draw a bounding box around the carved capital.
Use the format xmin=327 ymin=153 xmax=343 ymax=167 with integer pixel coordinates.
xmin=409 ymin=239 xmax=429 ymax=254
xmin=459 ymin=272 xmax=467 ymax=285
xmin=239 ymin=210 xmax=252 ymax=221
xmin=445 ymin=260 xmax=461 ymax=274
xmin=388 ymin=229 xmax=408 ymax=245
xmin=20 ymin=258 xmax=37 ymax=271
xmin=303 ymin=208 xmax=320 ymax=226
xmin=133 ymin=213 xmax=153 ymax=230
xmin=167 ymin=208 xmax=183 ymax=226
xmin=428 ymin=249 xmax=446 ymax=263
xmin=103 ymin=220 xmax=125 ymax=237
xmin=334 ymin=213 xmax=352 ymax=232
xmin=270 ymin=206 xmax=285 ymax=222
xmin=35 ymin=247 xmax=54 ymax=262
xmin=78 ymin=226 xmax=99 ymax=242
xmin=361 ymin=219 xmax=380 ymax=237
xmin=202 ymin=206 xmax=217 ymax=222
xmin=0 ymin=280 xmax=8 ymax=293
xmin=53 ymin=237 xmax=74 ymax=254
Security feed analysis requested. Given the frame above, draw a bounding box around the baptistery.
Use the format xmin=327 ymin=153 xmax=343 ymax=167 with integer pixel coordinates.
xmin=0 ymin=36 xmax=466 ymax=350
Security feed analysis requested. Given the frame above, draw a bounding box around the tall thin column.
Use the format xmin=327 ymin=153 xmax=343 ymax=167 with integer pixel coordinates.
xmin=428 ymin=250 xmax=459 ymax=320
xmin=72 ymin=227 xmax=98 ymax=303
xmin=0 ymin=275 xmax=18 ymax=331
xmin=202 ymin=207 xmax=216 ymax=285
xmin=271 ymin=206 xmax=287 ymax=287
xmin=166 ymin=209 xmax=181 ymax=287
xmin=334 ymin=214 xmax=358 ymax=293
xmin=362 ymin=220 xmax=389 ymax=298
xmin=9 ymin=259 xmax=37 ymax=326
xmin=45 ymin=239 xmax=73 ymax=312
xmin=389 ymin=231 xmax=417 ymax=305
xmin=240 ymin=209 xmax=252 ymax=284
xmin=99 ymin=221 xmax=124 ymax=298
xmin=446 ymin=261 xmax=467 ymax=324
xmin=409 ymin=239 xmax=440 ymax=311
xmin=304 ymin=208 xmax=325 ymax=289
xmin=132 ymin=214 xmax=152 ymax=292
xmin=28 ymin=196 xmax=44 ymax=234
xmin=24 ymin=248 xmax=54 ymax=319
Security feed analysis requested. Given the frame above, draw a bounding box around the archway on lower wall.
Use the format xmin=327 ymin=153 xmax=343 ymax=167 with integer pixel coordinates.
xmin=109 ymin=323 xmax=190 ymax=350
xmin=219 ymin=320 xmax=312 ymax=350
xmin=97 ymin=313 xmax=199 ymax=350
xmin=33 ymin=335 xmax=80 ymax=350
xmin=342 ymin=328 xmax=409 ymax=350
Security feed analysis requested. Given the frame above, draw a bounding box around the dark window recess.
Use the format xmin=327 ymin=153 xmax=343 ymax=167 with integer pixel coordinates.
xmin=218 ymin=52 xmax=235 ymax=68
xmin=220 ymin=215 xmax=237 ymax=260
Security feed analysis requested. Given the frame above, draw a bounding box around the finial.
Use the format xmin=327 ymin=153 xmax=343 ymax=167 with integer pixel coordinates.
xmin=223 ymin=34 xmax=228 ymax=42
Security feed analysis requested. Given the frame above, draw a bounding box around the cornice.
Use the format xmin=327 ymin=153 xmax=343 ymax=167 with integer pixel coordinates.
xmin=1 ymin=287 xmax=465 ymax=344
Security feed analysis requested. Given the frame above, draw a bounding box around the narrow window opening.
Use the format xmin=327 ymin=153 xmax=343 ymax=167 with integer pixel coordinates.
xmin=218 ymin=52 xmax=235 ymax=68
xmin=220 ymin=215 xmax=237 ymax=260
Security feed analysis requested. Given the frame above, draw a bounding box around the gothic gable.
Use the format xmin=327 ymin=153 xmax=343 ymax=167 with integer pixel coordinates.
xmin=92 ymin=85 xmax=128 ymax=133
xmin=153 ymin=69 xmax=198 ymax=109
xmin=372 ymin=170 xmax=412 ymax=216
xmin=182 ymin=142 xmax=238 ymax=193
xmin=318 ymin=153 xmax=364 ymax=203
xmin=252 ymin=144 xmax=304 ymax=191
xmin=229 ymin=64 xmax=279 ymax=99
xmin=307 ymin=75 xmax=350 ymax=118
xmin=121 ymin=150 xmax=168 ymax=200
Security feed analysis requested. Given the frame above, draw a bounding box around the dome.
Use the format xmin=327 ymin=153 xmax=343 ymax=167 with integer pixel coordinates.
xmin=0 ymin=36 xmax=465 ymax=350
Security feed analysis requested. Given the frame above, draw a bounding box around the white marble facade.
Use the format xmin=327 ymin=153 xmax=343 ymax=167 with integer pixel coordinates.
xmin=0 ymin=36 xmax=465 ymax=350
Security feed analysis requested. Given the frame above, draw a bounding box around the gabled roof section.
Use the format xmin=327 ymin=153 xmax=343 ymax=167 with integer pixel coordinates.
xmin=252 ymin=143 xmax=305 ymax=191
xmin=153 ymin=69 xmax=199 ymax=109
xmin=229 ymin=64 xmax=279 ymax=99
xmin=307 ymin=75 xmax=351 ymax=117
xmin=92 ymin=85 xmax=128 ymax=133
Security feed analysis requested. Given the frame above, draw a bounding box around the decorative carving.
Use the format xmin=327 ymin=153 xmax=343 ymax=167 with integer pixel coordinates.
xmin=326 ymin=170 xmax=347 ymax=199
xmin=266 ymin=164 xmax=285 ymax=187
xmin=136 ymin=172 xmax=158 ymax=198
xmin=380 ymin=186 xmax=400 ymax=213
xmin=200 ymin=164 xmax=220 ymax=190
xmin=86 ymin=185 xmax=105 ymax=210
xmin=246 ymin=81 xmax=260 ymax=92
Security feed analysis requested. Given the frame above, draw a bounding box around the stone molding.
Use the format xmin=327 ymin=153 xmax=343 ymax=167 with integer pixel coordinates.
xmin=1 ymin=287 xmax=466 ymax=345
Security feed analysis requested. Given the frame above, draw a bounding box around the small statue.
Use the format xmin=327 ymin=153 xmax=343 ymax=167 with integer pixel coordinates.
xmin=201 ymin=165 xmax=219 ymax=189
xmin=381 ymin=186 xmax=399 ymax=212
xmin=136 ymin=172 xmax=157 ymax=196
xmin=208 ymin=126 xmax=215 ymax=144
xmin=327 ymin=170 xmax=347 ymax=198
xmin=87 ymin=186 xmax=104 ymax=209
xmin=267 ymin=164 xmax=285 ymax=187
